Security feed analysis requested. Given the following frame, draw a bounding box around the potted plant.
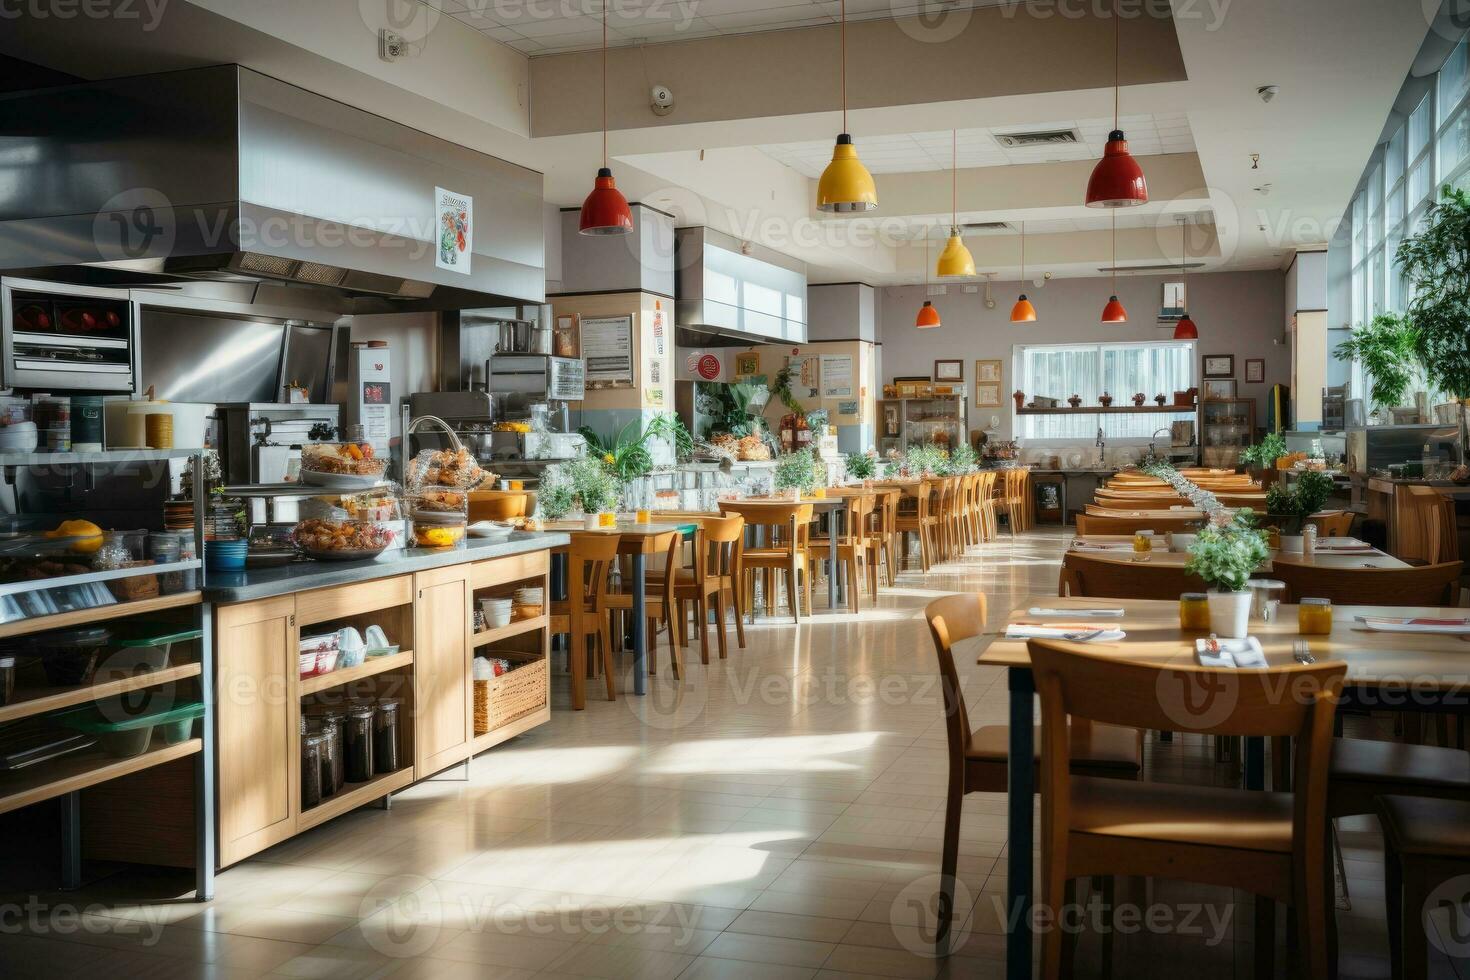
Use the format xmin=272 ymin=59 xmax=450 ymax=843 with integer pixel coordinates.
xmin=1240 ymin=431 xmax=1288 ymax=478
xmin=1396 ymin=186 xmax=1470 ymax=461
xmin=1185 ymin=524 xmax=1270 ymax=638
xmin=805 ymin=409 xmax=830 ymax=439
xmin=846 ymin=450 xmax=879 ymax=484
xmin=1332 ymin=313 xmax=1423 ymax=421
xmin=1154 ymin=394 xmax=1167 ymax=406
xmin=1265 ymin=470 xmax=1334 ymax=538
xmin=774 ymin=447 xmax=819 ymax=498
xmin=1132 ymin=392 xmax=1146 ymax=407
xmin=1099 ymin=391 xmax=1113 ymax=407
xmin=1067 ymin=394 xmax=1082 ymax=408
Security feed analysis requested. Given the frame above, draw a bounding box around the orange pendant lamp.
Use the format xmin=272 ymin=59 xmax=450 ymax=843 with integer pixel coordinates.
xmin=816 ymin=0 xmax=878 ymax=213
xmin=1100 ymin=211 xmax=1127 ymax=322
xmin=916 ymin=235 xmax=941 ymax=328
xmin=936 ymin=130 xmax=976 ymax=277
xmin=579 ymin=8 xmax=634 ymax=235
xmin=1173 ymin=218 xmax=1199 ymax=339
xmin=1010 ymin=221 xmax=1036 ymax=322
xmin=1085 ymin=0 xmax=1148 ymax=208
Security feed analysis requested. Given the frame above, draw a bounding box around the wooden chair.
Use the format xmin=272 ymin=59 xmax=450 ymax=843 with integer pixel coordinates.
xmin=895 ymin=479 xmax=941 ymax=572
xmin=924 ymin=595 xmax=1143 ymax=954
xmin=718 ymin=501 xmax=813 ymax=623
xmin=865 ymin=488 xmax=902 ymax=588
xmin=811 ymin=492 xmax=875 ymax=613
xmin=1271 ymin=561 xmax=1463 ymax=606
xmin=652 ymin=514 xmax=746 ymax=662
xmin=1377 ymin=795 xmax=1470 ymax=980
xmin=974 ymin=470 xmax=998 ymax=542
xmin=935 ymin=477 xmax=961 ymax=559
xmin=1027 ymin=639 xmax=1346 ymax=978
xmin=999 ymin=468 xmax=1028 ymax=536
xmin=1305 ymin=510 xmax=1354 ymax=538
xmin=1073 ymin=513 xmax=1203 ymax=537
xmin=549 ymin=532 xmax=621 ymax=709
xmin=468 ymin=490 xmax=533 ymax=522
xmin=606 ymin=530 xmax=682 ymax=678
xmin=1059 ymin=549 xmax=1207 ymax=600
xmin=1400 ymin=485 xmax=1461 ymax=565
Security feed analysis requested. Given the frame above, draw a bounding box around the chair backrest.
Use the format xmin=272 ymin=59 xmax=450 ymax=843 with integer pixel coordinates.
xmin=976 ymin=470 xmax=996 ymax=504
xmin=870 ymin=488 xmax=901 ymax=536
xmin=1403 ymin=486 xmax=1460 ymax=563
xmin=697 ymin=514 xmax=745 ymax=578
xmin=1272 ymin=560 xmax=1463 ymax=606
xmin=924 ymin=593 xmax=986 ymax=769
xmin=1028 ymin=639 xmax=1345 ymax=870
xmin=717 ymin=501 xmax=814 ymax=554
xmin=1059 ymin=549 xmax=1207 ymax=600
xmin=1305 ymin=510 xmax=1354 ymax=538
xmin=651 ymin=530 xmax=681 ymax=610
xmin=1074 ymin=513 xmax=1202 ymax=536
xmin=566 ymin=531 xmax=622 ymax=618
xmin=840 ymin=492 xmax=876 ymax=546
xmin=469 ymin=490 xmax=531 ymax=522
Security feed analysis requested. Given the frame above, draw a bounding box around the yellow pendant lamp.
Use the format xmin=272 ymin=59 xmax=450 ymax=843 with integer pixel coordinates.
xmin=1100 ymin=210 xmax=1127 ymax=322
xmin=916 ymin=235 xmax=941 ymax=328
xmin=936 ymin=129 xmax=975 ymax=277
xmin=1010 ymin=221 xmax=1037 ymax=322
xmin=816 ymin=0 xmax=877 ymax=213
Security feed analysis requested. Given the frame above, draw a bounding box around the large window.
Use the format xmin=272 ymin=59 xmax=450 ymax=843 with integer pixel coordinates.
xmin=1014 ymin=342 xmax=1195 ymax=440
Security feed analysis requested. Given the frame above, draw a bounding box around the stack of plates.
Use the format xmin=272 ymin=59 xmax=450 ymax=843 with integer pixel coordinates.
xmin=205 ymin=539 xmax=248 ymax=571
xmin=163 ymin=501 xmax=194 ymax=531
xmin=480 ymin=597 xmax=513 ymax=629
xmin=512 ymin=586 xmax=543 ymax=620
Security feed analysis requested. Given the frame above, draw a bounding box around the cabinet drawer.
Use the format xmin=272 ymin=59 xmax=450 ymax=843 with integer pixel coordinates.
xmin=296 ymin=575 xmax=412 ymax=627
xmin=471 ymin=551 xmax=548 ymax=590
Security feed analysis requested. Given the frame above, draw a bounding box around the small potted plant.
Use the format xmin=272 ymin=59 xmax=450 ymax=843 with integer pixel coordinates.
xmin=774 ymin=447 xmax=819 ymax=499
xmin=1264 ymin=469 xmax=1334 ymax=541
xmin=846 ymin=450 xmax=878 ymax=486
xmin=564 ymin=456 xmax=621 ymax=529
xmin=1132 ymin=392 xmax=1146 ymax=407
xmin=1099 ymin=391 xmax=1114 ymax=408
xmin=1185 ymin=524 xmax=1270 ymax=638
xmin=1013 ymin=390 xmax=1026 ymax=411
xmin=1067 ymin=394 xmax=1082 ymax=408
xmin=1154 ymin=394 xmax=1167 ymax=406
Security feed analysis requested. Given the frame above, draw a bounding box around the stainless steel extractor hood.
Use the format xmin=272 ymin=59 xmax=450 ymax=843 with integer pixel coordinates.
xmin=0 ymin=65 xmax=545 ymax=313
xmin=675 ymin=227 xmax=806 ymax=347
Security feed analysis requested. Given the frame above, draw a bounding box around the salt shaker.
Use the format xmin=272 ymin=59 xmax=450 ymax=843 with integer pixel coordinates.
xmin=1302 ymin=523 xmax=1317 ymax=557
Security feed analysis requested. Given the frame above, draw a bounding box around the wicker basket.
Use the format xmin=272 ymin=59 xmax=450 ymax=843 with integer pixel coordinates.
xmin=474 ymin=660 xmax=548 ymax=735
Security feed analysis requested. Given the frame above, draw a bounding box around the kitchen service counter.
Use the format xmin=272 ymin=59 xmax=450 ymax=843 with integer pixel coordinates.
xmin=203 ymin=531 xmax=570 ymax=603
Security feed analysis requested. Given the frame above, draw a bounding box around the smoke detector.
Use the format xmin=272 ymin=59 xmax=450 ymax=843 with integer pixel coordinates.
xmin=650 ymin=84 xmax=675 ymax=116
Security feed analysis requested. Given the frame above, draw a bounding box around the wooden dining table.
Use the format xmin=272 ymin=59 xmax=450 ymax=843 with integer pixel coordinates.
xmin=542 ymin=519 xmax=699 ymax=695
xmin=959 ymin=594 xmax=1470 ymax=980
xmin=1070 ymin=534 xmax=1409 ymax=570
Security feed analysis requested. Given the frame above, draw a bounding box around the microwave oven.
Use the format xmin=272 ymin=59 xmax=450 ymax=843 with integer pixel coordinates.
xmin=1 ymin=278 xmax=139 ymax=393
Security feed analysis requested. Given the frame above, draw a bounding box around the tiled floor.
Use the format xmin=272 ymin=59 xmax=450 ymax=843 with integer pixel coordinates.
xmin=3 ymin=527 xmax=1467 ymax=978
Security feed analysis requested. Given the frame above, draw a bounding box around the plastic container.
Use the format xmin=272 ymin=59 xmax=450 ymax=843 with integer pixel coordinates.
xmin=52 ymin=697 xmax=204 ymax=758
xmin=299 ymin=634 xmax=338 ymax=679
xmin=96 ymin=624 xmax=203 ymax=681
xmin=19 ymin=626 xmax=112 ymax=686
xmin=305 ymin=706 xmax=346 ymax=795
xmin=343 ymin=705 xmax=375 ymax=782
xmin=0 ymin=421 xmax=38 ymax=453
xmin=70 ymin=395 xmax=104 ymax=451
xmin=301 ymin=732 xmax=325 ymax=809
xmin=373 ymin=699 xmax=401 ymax=774
xmin=0 ymin=655 xmax=18 ymax=706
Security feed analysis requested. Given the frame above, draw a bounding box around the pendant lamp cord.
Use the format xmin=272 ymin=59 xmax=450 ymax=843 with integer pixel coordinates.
xmin=952 ymin=129 xmax=958 ymax=227
xmin=1112 ymin=0 xmax=1119 ymax=130
xmin=840 ymin=0 xmax=847 ymax=133
xmin=602 ymin=6 xmax=608 ymax=169
xmin=1019 ymin=220 xmax=1025 ymax=281
xmin=1111 ymin=210 xmax=1117 ymax=294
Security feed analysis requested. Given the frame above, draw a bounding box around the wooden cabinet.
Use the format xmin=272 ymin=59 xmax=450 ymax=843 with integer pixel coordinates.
xmin=412 ymin=565 xmax=474 ymax=777
xmin=215 ymin=594 xmax=298 ymax=867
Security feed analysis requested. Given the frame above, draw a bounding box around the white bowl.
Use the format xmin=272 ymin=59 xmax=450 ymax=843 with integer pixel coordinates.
xmin=0 ymin=422 xmax=38 ymax=453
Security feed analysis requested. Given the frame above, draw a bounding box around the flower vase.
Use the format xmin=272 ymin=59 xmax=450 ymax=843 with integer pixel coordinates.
xmin=583 ymin=513 xmax=600 ymax=531
xmin=1207 ymin=590 xmax=1251 ymax=639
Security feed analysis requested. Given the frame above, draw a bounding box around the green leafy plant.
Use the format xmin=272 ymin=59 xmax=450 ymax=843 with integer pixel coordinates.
xmin=1240 ymin=432 xmax=1288 ymax=470
xmin=1332 ymin=313 xmax=1423 ymax=412
xmin=846 ymin=451 xmax=879 ymax=480
xmin=578 ymin=413 xmax=693 ymax=480
xmin=537 ymin=481 xmax=576 ymax=521
xmin=544 ymin=457 xmax=620 ymax=514
xmin=947 ymin=443 xmax=978 ymax=473
xmin=1265 ymin=470 xmax=1334 ymax=532
xmin=773 ymin=448 xmax=820 ymax=494
xmin=805 ymin=409 xmax=829 ymax=435
xmin=1396 ymin=185 xmax=1470 ymax=458
xmin=771 ymin=363 xmax=806 ymax=416
xmin=905 ymin=443 xmax=949 ymax=476
xmin=1185 ymin=525 xmax=1270 ymax=592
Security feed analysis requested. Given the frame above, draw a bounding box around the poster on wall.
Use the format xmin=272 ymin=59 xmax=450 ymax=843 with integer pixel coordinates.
xmin=975 ymin=384 xmax=1002 ymax=408
xmin=787 ymin=354 xmax=820 ymax=398
xmin=820 ymin=354 xmax=854 ymax=398
xmin=582 ymin=315 xmax=634 ymax=388
xmin=434 ymin=187 xmax=473 ymax=275
xmin=837 ymin=399 xmax=859 ymax=419
xmin=734 ymin=351 xmax=759 ymax=380
xmin=652 ymin=304 xmax=666 ymax=357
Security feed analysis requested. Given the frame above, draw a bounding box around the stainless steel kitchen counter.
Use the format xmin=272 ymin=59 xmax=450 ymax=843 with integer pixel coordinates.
xmin=202 ymin=531 xmax=570 ymax=604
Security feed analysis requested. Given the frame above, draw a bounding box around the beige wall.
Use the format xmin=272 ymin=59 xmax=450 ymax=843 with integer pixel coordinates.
xmin=877 ymin=270 xmax=1289 ymax=442
xmin=550 ymin=292 xmax=675 ymax=415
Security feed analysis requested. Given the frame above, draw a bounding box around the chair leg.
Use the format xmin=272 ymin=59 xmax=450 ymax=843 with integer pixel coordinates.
xmin=1255 ymin=896 xmax=1275 ymax=979
xmin=697 ymin=596 xmax=710 ymax=664
xmin=1399 ymin=860 xmax=1430 ymax=980
xmin=600 ymin=622 xmax=616 ymax=701
xmin=731 ymin=581 xmax=747 ymax=647
xmin=846 ymin=557 xmax=859 ymax=614
xmin=936 ymin=770 xmax=963 ymax=957
xmin=1384 ymin=845 xmax=1403 ymax=980
xmin=786 ymin=564 xmax=800 ymax=623
xmin=1295 ymin=828 xmax=1331 ymax=980
xmin=713 ymin=590 xmax=729 ymax=660
xmin=1060 ymin=878 xmax=1079 ymax=978
xmin=569 ymin=628 xmax=587 ymax=711
xmin=665 ymin=616 xmax=683 ymax=680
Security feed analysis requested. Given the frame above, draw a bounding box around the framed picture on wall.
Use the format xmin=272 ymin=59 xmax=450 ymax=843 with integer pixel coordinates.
xmin=553 ymin=314 xmax=580 ymax=358
xmin=1244 ymin=358 xmax=1265 ymax=383
xmin=975 ymin=359 xmax=1002 ymax=384
xmin=1203 ymin=378 xmax=1237 ymax=400
xmin=934 ymin=359 xmax=963 ymax=382
xmin=1202 ymin=354 xmax=1234 ymax=378
xmin=734 ymin=351 xmax=759 ymax=378
xmin=893 ymin=375 xmax=930 ymax=383
xmin=975 ymin=383 xmax=1001 ymax=408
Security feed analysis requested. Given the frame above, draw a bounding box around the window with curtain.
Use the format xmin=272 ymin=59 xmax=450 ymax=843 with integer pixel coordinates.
xmin=1015 ymin=342 xmax=1196 ymax=440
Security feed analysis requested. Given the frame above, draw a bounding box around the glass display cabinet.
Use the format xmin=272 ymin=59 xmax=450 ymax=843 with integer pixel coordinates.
xmin=1199 ymin=398 xmax=1256 ymax=468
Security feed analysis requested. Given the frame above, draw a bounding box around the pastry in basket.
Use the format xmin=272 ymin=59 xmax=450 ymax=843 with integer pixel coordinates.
xmin=293 ymin=519 xmax=395 ymax=554
xmin=413 ymin=488 xmax=467 ymax=512
xmin=407 ymin=448 xmax=488 ymax=489
xmin=301 ymin=443 xmax=386 ymax=477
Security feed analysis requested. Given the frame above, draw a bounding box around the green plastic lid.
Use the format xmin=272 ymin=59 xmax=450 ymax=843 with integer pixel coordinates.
xmin=113 ymin=624 xmax=204 ymax=648
xmin=51 ymin=698 xmax=204 ymax=734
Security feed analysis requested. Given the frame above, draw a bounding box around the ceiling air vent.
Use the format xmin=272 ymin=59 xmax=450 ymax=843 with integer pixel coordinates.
xmin=960 ymin=222 xmax=1013 ymax=234
xmin=994 ymin=128 xmax=1081 ymax=148
xmin=1099 ymin=262 xmax=1207 ymax=274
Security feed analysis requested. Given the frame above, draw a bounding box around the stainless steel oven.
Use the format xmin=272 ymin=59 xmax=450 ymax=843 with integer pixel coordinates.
xmin=1 ymin=278 xmax=138 ymax=392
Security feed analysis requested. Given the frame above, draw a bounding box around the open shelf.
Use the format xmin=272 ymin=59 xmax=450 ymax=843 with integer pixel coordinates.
xmin=299 ymin=650 xmax=414 ymax=697
xmin=0 ymin=591 xmax=202 ymax=641
xmin=298 ymin=765 xmax=415 ymax=831
xmin=1016 ymin=405 xmax=1194 ymax=416
xmin=0 ymin=737 xmax=201 ymax=816
xmin=472 ymin=615 xmax=546 ymax=649
xmin=471 ymin=703 xmax=551 ymax=754
xmin=0 ymin=661 xmax=203 ymax=725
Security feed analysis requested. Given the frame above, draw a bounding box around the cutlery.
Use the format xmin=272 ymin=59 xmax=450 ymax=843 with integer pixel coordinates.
xmin=1293 ymin=640 xmax=1316 ymax=664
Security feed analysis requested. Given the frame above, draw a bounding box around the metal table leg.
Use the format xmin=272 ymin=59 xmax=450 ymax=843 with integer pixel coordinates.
xmin=1006 ymin=667 xmax=1036 ymax=980
xmin=60 ymin=791 xmax=80 ymax=890
xmin=827 ymin=509 xmax=840 ymax=610
xmin=1245 ymin=734 xmax=1265 ymax=791
xmin=632 ymin=552 xmax=647 ymax=696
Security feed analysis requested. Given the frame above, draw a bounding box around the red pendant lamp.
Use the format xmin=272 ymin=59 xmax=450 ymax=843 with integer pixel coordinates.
xmin=1173 ymin=218 xmax=1199 ymax=339
xmin=1085 ymin=1 xmax=1148 ymax=208
xmin=1010 ymin=221 xmax=1036 ymax=322
xmin=579 ymin=8 xmax=634 ymax=236
xmin=1100 ymin=211 xmax=1127 ymax=322
xmin=916 ymin=235 xmax=941 ymax=328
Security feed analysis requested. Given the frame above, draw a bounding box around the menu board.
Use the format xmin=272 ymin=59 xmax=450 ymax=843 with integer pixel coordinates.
xmin=787 ymin=354 xmax=820 ymax=398
xmin=821 ymin=354 xmax=854 ymax=398
xmin=582 ymin=315 xmax=634 ymax=388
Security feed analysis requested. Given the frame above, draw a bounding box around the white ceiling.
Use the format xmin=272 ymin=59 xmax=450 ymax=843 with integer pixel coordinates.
xmin=444 ymin=0 xmax=1013 ymax=54
xmin=756 ymin=113 xmax=1196 ymax=176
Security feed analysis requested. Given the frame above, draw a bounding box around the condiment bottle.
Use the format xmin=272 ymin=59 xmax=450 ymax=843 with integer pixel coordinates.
xmin=1298 ymin=597 xmax=1333 ymax=635
xmin=1302 ymin=523 xmax=1318 ymax=557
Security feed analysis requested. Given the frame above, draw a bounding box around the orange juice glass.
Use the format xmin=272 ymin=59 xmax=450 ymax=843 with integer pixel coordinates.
xmin=1297 ymin=597 xmax=1333 ymax=635
xmin=635 ymin=509 xmax=651 ymax=524
xmin=598 ymin=512 xmax=617 ymax=528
